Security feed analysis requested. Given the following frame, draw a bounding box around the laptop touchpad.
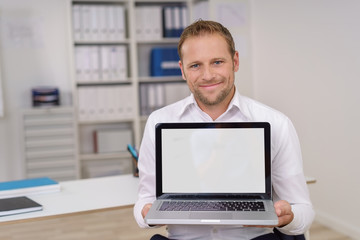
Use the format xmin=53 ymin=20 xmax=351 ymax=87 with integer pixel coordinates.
xmin=190 ymin=212 xmax=232 ymax=219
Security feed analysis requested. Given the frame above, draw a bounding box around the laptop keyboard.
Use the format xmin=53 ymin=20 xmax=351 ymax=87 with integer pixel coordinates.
xmin=159 ymin=201 xmax=265 ymax=212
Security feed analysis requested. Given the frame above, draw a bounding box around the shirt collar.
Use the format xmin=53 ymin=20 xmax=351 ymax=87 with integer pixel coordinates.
xmin=177 ymin=93 xmax=196 ymax=118
xmin=227 ymin=90 xmax=252 ymax=121
xmin=178 ymin=89 xmax=252 ymax=121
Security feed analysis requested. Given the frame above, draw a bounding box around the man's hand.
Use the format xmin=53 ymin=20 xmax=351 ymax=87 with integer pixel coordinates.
xmin=141 ymin=203 xmax=153 ymax=219
xmin=142 ymin=203 xmax=162 ymax=227
xmin=274 ymin=200 xmax=294 ymax=227
xmin=245 ymin=200 xmax=294 ymax=228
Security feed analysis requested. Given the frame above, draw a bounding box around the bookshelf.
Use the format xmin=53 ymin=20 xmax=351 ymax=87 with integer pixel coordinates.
xmin=68 ymin=0 xmax=207 ymax=178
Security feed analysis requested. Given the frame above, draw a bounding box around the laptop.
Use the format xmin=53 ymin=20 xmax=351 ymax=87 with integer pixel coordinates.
xmin=145 ymin=122 xmax=278 ymax=226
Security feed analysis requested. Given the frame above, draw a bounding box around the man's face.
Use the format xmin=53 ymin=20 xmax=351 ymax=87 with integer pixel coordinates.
xmin=179 ymin=33 xmax=239 ymax=108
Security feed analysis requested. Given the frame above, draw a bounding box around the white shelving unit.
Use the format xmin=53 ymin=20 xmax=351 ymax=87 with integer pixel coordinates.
xmin=67 ymin=0 xmax=206 ymax=178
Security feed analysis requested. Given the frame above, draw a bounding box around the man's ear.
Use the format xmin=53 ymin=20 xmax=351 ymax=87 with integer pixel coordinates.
xmin=179 ymin=60 xmax=186 ymax=81
xmin=233 ymin=51 xmax=240 ymax=72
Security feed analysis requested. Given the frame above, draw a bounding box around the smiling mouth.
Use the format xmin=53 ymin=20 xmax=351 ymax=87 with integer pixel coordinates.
xmin=199 ymin=82 xmax=222 ymax=88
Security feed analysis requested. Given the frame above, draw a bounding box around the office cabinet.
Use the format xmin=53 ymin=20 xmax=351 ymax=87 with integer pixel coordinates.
xmin=21 ymin=107 xmax=79 ymax=181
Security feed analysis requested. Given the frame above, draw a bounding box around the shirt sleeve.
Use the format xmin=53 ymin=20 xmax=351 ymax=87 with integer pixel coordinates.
xmin=133 ymin=115 xmax=157 ymax=228
xmin=271 ymin=117 xmax=315 ymax=235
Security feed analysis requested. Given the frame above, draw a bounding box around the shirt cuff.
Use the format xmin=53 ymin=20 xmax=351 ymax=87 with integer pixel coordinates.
xmin=276 ymin=204 xmax=315 ymax=235
xmin=134 ymin=199 xmax=161 ymax=229
xmin=134 ymin=200 xmax=150 ymax=228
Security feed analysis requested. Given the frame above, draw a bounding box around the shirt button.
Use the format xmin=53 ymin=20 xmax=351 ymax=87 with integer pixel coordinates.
xmin=212 ymin=228 xmax=218 ymax=234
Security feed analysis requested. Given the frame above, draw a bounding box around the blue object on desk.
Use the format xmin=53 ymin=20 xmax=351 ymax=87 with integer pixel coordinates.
xmin=0 ymin=177 xmax=58 ymax=191
xmin=0 ymin=177 xmax=60 ymax=198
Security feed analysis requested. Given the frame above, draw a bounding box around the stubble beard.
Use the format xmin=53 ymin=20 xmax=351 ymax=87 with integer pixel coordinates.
xmin=192 ymin=80 xmax=234 ymax=106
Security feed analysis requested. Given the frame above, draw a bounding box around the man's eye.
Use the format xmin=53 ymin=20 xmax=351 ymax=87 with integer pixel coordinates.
xmin=214 ymin=61 xmax=223 ymax=65
xmin=190 ymin=64 xmax=199 ymax=68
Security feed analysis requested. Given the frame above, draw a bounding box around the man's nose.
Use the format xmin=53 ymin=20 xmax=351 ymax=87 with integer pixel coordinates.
xmin=202 ymin=66 xmax=215 ymax=81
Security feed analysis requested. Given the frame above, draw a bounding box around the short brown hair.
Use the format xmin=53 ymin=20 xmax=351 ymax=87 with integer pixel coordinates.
xmin=178 ymin=20 xmax=236 ymax=61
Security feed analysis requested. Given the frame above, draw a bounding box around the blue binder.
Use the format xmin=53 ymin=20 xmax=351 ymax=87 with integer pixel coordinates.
xmin=150 ymin=47 xmax=181 ymax=76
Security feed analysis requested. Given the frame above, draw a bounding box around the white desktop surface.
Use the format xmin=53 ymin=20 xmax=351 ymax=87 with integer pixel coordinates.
xmin=0 ymin=174 xmax=315 ymax=224
xmin=0 ymin=174 xmax=139 ymax=223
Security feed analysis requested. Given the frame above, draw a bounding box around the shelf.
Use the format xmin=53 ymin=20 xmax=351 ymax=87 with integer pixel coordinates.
xmin=74 ymin=39 xmax=130 ymax=45
xmin=73 ymin=0 xmax=128 ymax=3
xmin=76 ymin=79 xmax=132 ymax=85
xmin=138 ymin=76 xmax=183 ymax=83
xmin=78 ymin=118 xmax=135 ymax=125
xmin=136 ymin=38 xmax=180 ymax=45
xmin=24 ymin=118 xmax=74 ymax=126
xmin=135 ymin=0 xmax=188 ymax=3
xmin=22 ymin=107 xmax=75 ymax=115
xmin=80 ymin=152 xmax=131 ymax=161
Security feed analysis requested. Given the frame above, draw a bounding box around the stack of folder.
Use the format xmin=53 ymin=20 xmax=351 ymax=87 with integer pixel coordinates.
xmin=77 ymin=85 xmax=134 ymax=122
xmin=135 ymin=6 xmax=163 ymax=41
xmin=75 ymin=45 xmax=127 ymax=82
xmin=163 ymin=6 xmax=188 ymax=38
xmin=139 ymin=82 xmax=190 ymax=116
xmin=135 ymin=5 xmax=188 ymax=40
xmin=72 ymin=4 xmax=126 ymax=41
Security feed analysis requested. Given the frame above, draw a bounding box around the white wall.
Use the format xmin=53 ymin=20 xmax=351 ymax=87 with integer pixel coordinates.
xmin=209 ymin=0 xmax=254 ymax=97
xmin=0 ymin=0 xmax=72 ymax=181
xmin=251 ymin=0 xmax=360 ymax=238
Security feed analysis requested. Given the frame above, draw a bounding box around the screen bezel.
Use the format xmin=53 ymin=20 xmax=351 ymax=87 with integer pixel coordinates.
xmin=155 ymin=122 xmax=272 ymax=200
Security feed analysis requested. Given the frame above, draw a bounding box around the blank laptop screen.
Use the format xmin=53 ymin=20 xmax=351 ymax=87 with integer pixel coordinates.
xmin=161 ymin=128 xmax=266 ymax=194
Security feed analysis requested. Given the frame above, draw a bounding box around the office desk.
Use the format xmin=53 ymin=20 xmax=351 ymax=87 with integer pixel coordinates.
xmin=0 ymin=174 xmax=315 ymax=224
xmin=0 ymin=174 xmax=139 ymax=224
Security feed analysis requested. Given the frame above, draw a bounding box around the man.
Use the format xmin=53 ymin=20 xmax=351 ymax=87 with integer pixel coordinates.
xmin=134 ymin=20 xmax=314 ymax=240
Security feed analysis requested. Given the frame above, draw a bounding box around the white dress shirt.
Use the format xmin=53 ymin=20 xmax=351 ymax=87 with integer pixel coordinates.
xmin=134 ymin=90 xmax=314 ymax=240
